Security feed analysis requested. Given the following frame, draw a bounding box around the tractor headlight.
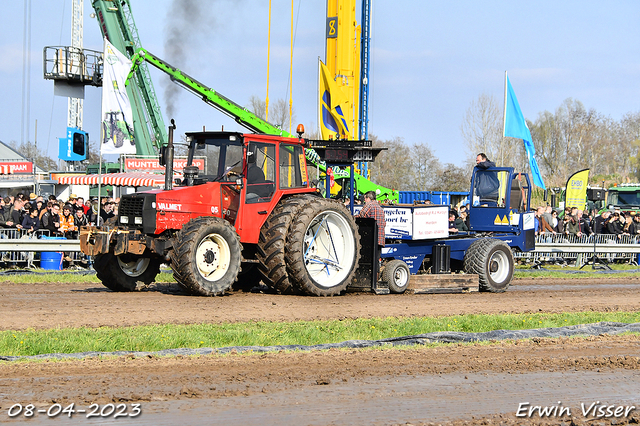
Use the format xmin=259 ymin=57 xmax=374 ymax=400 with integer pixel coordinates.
xmin=134 ymin=217 xmax=143 ymax=225
xmin=120 ymin=216 xmax=129 ymax=224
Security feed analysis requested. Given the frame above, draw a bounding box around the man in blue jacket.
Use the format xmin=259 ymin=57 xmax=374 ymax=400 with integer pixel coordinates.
xmin=474 ymin=153 xmax=500 ymax=205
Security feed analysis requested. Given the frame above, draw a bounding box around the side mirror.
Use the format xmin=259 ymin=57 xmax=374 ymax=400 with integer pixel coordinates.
xmin=159 ymin=146 xmax=166 ymax=166
xmin=247 ymin=148 xmax=256 ymax=164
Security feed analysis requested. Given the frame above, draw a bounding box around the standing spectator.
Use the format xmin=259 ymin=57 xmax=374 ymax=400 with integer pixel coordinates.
xmin=74 ymin=197 xmax=89 ymax=215
xmin=67 ymin=194 xmax=77 ymax=209
xmin=0 ymin=197 xmax=14 ymax=228
xmin=21 ymin=207 xmax=40 ymax=234
xmin=59 ymin=205 xmax=77 ymax=239
xmin=100 ymin=200 xmax=116 ymax=223
xmin=628 ymin=212 xmax=640 ymax=235
xmin=455 ymin=211 xmax=469 ymax=232
xmin=535 ymin=207 xmax=555 ymax=235
xmin=41 ymin=203 xmax=62 ymax=236
xmin=593 ymin=210 xmax=611 ymax=234
xmin=564 ymin=210 xmax=581 ymax=237
xmin=606 ymin=212 xmax=625 ymax=236
xmin=34 ymin=199 xmax=45 ymax=217
xmin=73 ymin=208 xmax=88 ymax=237
xmin=448 ymin=212 xmax=458 ymax=233
xmin=88 ymin=201 xmax=103 ymax=226
xmin=542 ymin=206 xmax=554 ymax=230
xmin=356 ymin=190 xmax=386 ymax=251
xmin=9 ymin=198 xmax=26 ymax=235
xmin=579 ymin=212 xmax=592 ymax=236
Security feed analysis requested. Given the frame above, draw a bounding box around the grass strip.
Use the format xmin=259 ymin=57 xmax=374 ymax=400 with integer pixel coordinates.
xmin=0 ymin=272 xmax=175 ymax=284
xmin=1 ymin=312 xmax=639 ymax=357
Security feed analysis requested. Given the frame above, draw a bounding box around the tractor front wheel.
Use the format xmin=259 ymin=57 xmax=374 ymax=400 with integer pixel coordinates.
xmin=171 ymin=217 xmax=242 ymax=296
xmin=94 ymin=252 xmax=161 ymax=292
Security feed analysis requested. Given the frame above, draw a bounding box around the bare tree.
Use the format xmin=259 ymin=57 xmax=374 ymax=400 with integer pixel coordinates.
xmin=8 ymin=140 xmax=57 ymax=171
xmin=431 ymin=163 xmax=470 ymax=192
xmin=248 ymin=96 xmax=266 ymax=120
xmin=460 ymin=94 xmax=505 ymax=165
xmin=247 ymin=96 xmax=295 ymax=133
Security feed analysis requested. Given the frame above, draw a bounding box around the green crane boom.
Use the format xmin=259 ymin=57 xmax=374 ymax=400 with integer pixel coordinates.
xmin=127 ymin=48 xmax=398 ymax=201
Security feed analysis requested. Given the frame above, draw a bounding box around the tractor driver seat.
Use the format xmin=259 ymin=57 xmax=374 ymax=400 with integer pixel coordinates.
xmin=246 ymin=164 xmax=274 ymax=202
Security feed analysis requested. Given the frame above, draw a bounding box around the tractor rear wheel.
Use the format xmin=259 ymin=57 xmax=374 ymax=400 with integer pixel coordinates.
xmin=463 ymin=238 xmax=514 ymax=293
xmin=382 ymin=259 xmax=411 ymax=294
xmin=94 ymin=252 xmax=161 ymax=292
xmin=285 ymin=199 xmax=360 ymax=296
xmin=256 ymin=195 xmax=315 ymax=294
xmin=171 ymin=216 xmax=242 ymax=296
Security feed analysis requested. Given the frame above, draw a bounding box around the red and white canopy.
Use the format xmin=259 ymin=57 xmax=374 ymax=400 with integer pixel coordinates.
xmin=57 ymin=172 xmax=167 ymax=187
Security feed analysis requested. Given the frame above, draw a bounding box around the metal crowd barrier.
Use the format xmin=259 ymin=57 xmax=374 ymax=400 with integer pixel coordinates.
xmin=0 ymin=229 xmax=84 ymax=268
xmin=514 ymin=233 xmax=640 ymax=267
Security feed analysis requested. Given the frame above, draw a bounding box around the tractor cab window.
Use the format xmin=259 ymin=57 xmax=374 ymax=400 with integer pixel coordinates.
xmin=189 ymin=136 xmax=243 ymax=180
xmin=279 ymin=144 xmax=307 ymax=189
xmin=473 ymin=169 xmax=509 ymax=208
xmin=246 ymin=142 xmax=276 ymax=204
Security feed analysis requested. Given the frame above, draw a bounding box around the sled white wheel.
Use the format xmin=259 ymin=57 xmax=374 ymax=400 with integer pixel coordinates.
xmin=382 ymin=259 xmax=410 ymax=294
xmin=286 ymin=200 xmax=360 ymax=296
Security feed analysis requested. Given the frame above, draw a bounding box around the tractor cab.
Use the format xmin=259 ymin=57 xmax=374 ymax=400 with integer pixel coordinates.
xmin=173 ymin=131 xmax=315 ymax=243
xmin=468 ymin=167 xmax=534 ymax=243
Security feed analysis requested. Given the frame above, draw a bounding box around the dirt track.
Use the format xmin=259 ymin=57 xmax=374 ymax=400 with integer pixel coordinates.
xmin=2 ymin=276 xmax=640 ymax=330
xmin=1 ymin=276 xmax=640 ymax=425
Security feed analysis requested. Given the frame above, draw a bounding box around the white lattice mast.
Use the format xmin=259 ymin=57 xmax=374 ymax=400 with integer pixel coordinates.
xmin=68 ymin=0 xmax=83 ymax=129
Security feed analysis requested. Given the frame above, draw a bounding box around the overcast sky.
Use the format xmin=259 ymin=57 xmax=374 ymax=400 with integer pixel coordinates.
xmin=2 ymin=0 xmax=640 ymax=167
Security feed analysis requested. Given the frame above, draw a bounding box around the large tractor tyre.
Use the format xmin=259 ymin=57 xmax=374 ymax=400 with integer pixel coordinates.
xmin=382 ymin=259 xmax=411 ymax=294
xmin=171 ymin=217 xmax=242 ymax=296
xmin=93 ymin=252 xmax=161 ymax=292
xmin=463 ymin=238 xmax=514 ymax=293
xmin=256 ymin=195 xmax=316 ymax=294
xmin=285 ymin=199 xmax=360 ymax=296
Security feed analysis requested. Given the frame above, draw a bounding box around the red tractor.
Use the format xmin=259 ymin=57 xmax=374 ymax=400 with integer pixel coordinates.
xmin=81 ymin=126 xmax=361 ymax=297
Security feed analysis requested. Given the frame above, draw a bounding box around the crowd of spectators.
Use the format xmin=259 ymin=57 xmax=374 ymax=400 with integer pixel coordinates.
xmin=534 ymin=204 xmax=640 ymax=238
xmin=0 ymin=192 xmax=118 ymax=239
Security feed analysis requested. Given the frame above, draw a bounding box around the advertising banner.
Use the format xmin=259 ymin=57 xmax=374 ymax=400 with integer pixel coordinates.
xmin=565 ymin=169 xmax=590 ymax=211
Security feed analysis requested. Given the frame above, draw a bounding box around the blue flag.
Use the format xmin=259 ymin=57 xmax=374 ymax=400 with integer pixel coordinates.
xmin=504 ymin=75 xmax=546 ymax=190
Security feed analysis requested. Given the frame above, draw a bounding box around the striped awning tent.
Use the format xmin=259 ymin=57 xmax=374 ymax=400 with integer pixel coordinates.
xmin=0 ymin=165 xmax=12 ymax=175
xmin=57 ymin=172 xmax=167 ymax=187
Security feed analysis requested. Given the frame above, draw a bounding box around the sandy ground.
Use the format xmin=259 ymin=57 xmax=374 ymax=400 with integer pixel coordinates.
xmin=1 ymin=277 xmax=640 ymax=330
xmin=1 ymin=276 xmax=640 ymax=425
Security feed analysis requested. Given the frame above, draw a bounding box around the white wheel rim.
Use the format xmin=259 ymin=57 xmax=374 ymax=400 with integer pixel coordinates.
xmin=393 ymin=266 xmax=409 ymax=288
xmin=117 ymin=257 xmax=150 ymax=278
xmin=488 ymin=249 xmax=510 ymax=284
xmin=302 ymin=210 xmax=356 ymax=288
xmin=196 ymin=233 xmax=231 ymax=282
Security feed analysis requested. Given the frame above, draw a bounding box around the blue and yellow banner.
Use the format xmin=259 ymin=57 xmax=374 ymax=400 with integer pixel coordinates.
xmin=565 ymin=169 xmax=589 ymax=211
xmin=319 ymin=60 xmax=350 ymax=139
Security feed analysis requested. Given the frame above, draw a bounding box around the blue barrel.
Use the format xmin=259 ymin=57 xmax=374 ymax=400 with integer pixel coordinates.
xmin=40 ymin=236 xmax=66 ymax=271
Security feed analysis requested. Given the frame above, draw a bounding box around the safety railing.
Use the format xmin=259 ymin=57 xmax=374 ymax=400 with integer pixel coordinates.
xmin=514 ymin=233 xmax=640 ymax=267
xmin=0 ymin=229 xmax=84 ymax=269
